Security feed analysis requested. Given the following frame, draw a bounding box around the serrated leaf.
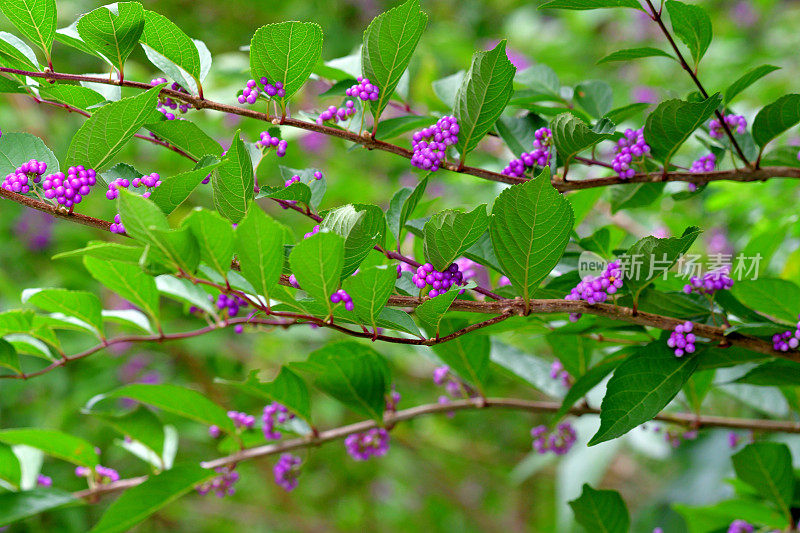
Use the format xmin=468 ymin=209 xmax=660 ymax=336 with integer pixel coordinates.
xmin=666 ymin=0 xmax=712 ymax=67
xmin=454 ymin=40 xmax=516 ymax=160
xmin=88 ymin=464 xmax=215 ymax=533
xmin=731 ymin=278 xmax=800 ymax=324
xmin=423 ymin=205 xmax=488 ymax=271
xmin=623 ymin=226 xmax=701 ymax=299
xmin=65 ymin=84 xmax=162 ymax=171
xmin=342 ymin=266 xmax=397 ymax=332
xmin=145 ymin=119 xmax=222 ymax=160
xmin=568 ymin=484 xmax=630 ymax=533
xmin=182 ymin=209 xmax=234 ymax=278
xmin=235 ymin=205 xmax=284 ymax=301
xmin=589 ymin=341 xmax=698 ymax=446
xmin=217 ymin=367 xmax=311 ymax=423
xmin=644 ymin=94 xmax=722 ymax=164
xmin=0 ymin=429 xmax=98 ymax=466
xmin=76 ymin=2 xmax=144 ymax=76
xmin=540 ymin=0 xmax=643 ymax=9
xmin=752 ymin=94 xmax=800 ymax=149
xmin=732 ymin=443 xmax=794 ymax=517
xmin=249 ymin=21 xmax=322 ymax=101
xmin=415 ymin=285 xmax=462 ymax=336
xmin=212 ymin=131 xmax=253 ymax=223
xmin=289 ymin=232 xmax=344 ymax=315
xmin=574 ymin=80 xmax=613 ymax=119
xmin=83 ymin=257 xmax=160 ymax=327
xmin=0 ymin=30 xmax=40 ymax=74
xmin=490 ymin=169 xmax=574 ymax=304
xmin=0 ymin=0 xmax=56 ymax=59
xmin=38 ymin=84 xmax=105 ymax=110
xmin=140 ymin=10 xmax=200 ymax=81
xmin=0 ymin=489 xmax=78 ymax=527
xmin=551 ymin=113 xmax=613 ymax=167
xmin=597 ymin=47 xmax=674 ymax=64
xmin=23 ymin=289 xmax=103 ymax=336
xmin=149 ymin=159 xmax=222 ymax=215
xmin=603 ymin=102 xmax=650 ymax=124
xmin=0 ymin=338 xmax=20 ymax=374
xmin=386 ymin=177 xmax=427 ymax=240
xmin=0 ymin=132 xmax=59 ymax=177
xmin=53 ymin=240 xmax=143 ymax=263
xmin=362 ymin=0 xmax=427 ymax=121
xmin=323 ymin=204 xmax=386 ymax=277
xmin=724 ymin=65 xmax=780 ymax=104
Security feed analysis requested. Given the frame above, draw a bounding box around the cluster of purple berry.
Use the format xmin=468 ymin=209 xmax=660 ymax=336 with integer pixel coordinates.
xmin=107 ymin=172 xmax=164 ymax=234
xmin=412 ymin=262 xmax=466 ymax=298
xmin=433 ymin=366 xmax=475 ymax=413
xmin=550 ymin=359 xmax=571 ymax=387
xmin=410 ymin=116 xmax=459 ymax=172
xmin=238 ymin=78 xmax=285 ymax=105
xmin=75 ymin=465 xmax=119 ymax=482
xmin=772 ymin=315 xmax=800 ymax=352
xmin=663 ymin=427 xmax=698 ymax=448
xmin=611 ymin=128 xmax=650 ymax=179
xmin=501 ymin=127 xmax=553 ymax=178
xmin=42 ymin=166 xmax=97 ymax=210
xmin=197 ymin=467 xmax=240 ymax=497
xmin=385 ymin=387 xmax=401 ymax=413
xmin=531 ymin=422 xmax=577 ymax=455
xmin=263 ymin=402 xmax=295 ymax=440
xmin=256 ymin=131 xmax=288 ymax=156
xmin=667 ymin=321 xmax=696 ymax=357
xmin=37 ymin=474 xmax=52 ymax=487
xmin=215 ymin=292 xmax=249 ymax=317
xmin=228 ymin=410 xmax=256 ymax=430
xmin=682 ymin=267 xmax=734 ymax=295
xmin=330 ymin=289 xmax=354 ymax=311
xmin=316 ymin=101 xmax=357 ymax=126
xmin=709 ymin=114 xmax=747 ymax=139
xmin=344 ymin=428 xmax=390 ymax=460
xmin=688 ymin=153 xmax=716 ymax=191
xmin=726 ymin=520 xmax=754 ymax=533
xmin=273 ymin=453 xmax=302 ymax=492
xmin=151 ymin=78 xmax=191 ymax=120
xmin=345 ymin=76 xmax=379 ymax=101
xmin=1 ymin=159 xmax=47 ymax=194
xmin=564 ymin=260 xmax=623 ymax=322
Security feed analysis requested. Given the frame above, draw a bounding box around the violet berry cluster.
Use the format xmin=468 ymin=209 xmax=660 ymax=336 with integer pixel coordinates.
xmin=151 ymin=78 xmax=191 ymax=120
xmin=330 ymin=289 xmax=354 ymax=311
xmin=564 ymin=260 xmax=623 ymax=322
xmin=197 ymin=467 xmax=240 ymax=497
xmin=238 ymin=78 xmax=285 ymax=105
xmin=433 ymin=365 xmax=475 ymax=410
xmin=611 ymin=128 xmax=650 ymax=179
xmin=108 ymin=173 xmax=163 ymax=234
xmin=273 ymin=453 xmax=302 ymax=492
xmin=228 ymin=410 xmax=256 ymax=430
xmin=256 ymin=131 xmax=288 ymax=156
xmin=75 ymin=465 xmax=119 ymax=482
xmin=345 ymin=76 xmax=379 ymax=101
xmin=726 ymin=520 xmax=754 ymax=533
xmin=42 ymin=166 xmax=97 ymax=210
xmin=709 ymin=114 xmax=747 ymax=138
xmin=531 ymin=422 xmax=577 ymax=455
xmin=410 ymin=116 xmax=459 ymax=172
xmin=412 ymin=262 xmax=466 ymax=298
xmin=344 ymin=428 xmax=390 ymax=460
xmin=501 ymin=127 xmax=553 ymax=178
xmin=550 ymin=359 xmax=571 ymax=387
xmin=215 ymin=292 xmax=249 ymax=317
xmin=682 ymin=267 xmax=734 ymax=295
xmin=316 ymin=101 xmax=357 ymax=126
xmin=772 ymin=314 xmax=800 ymax=352
xmin=2 ymin=159 xmax=47 ymax=194
xmin=667 ymin=321 xmax=696 ymax=357
xmin=688 ymin=153 xmax=716 ymax=191
xmin=263 ymin=403 xmax=295 ymax=440
xmin=36 ymin=474 xmax=52 ymax=487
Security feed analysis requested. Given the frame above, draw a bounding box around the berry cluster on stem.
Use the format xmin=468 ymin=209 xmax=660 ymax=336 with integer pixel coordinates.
xmin=410 ymin=116 xmax=459 ymax=172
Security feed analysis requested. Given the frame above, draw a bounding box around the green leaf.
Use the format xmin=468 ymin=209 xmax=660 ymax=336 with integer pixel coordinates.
xmin=182 ymin=208 xmax=234 ymax=278
xmin=102 ymin=309 xmax=153 ymax=334
xmin=38 ymin=84 xmax=105 ymax=110
xmin=154 ymin=275 xmax=212 ymax=313
xmin=734 ymin=360 xmax=800 ymax=387
xmin=65 ymin=84 xmax=162 ymax=171
xmin=116 ymin=188 xmax=169 ymax=241
xmin=732 ymin=443 xmax=794 ymax=517
xmin=603 ymin=102 xmax=650 ymax=124
xmin=644 ymin=94 xmax=722 ymax=164
xmin=0 ymin=132 xmax=59 ymax=177
xmin=375 ymin=115 xmax=437 ymax=140
xmin=432 ymin=70 xmax=464 ymax=107
xmin=0 ymin=443 xmax=20 ymax=487
xmin=540 ymin=0 xmax=643 ymax=10
xmin=674 ymin=499 xmax=788 ymax=533
xmin=731 ymin=278 xmax=800 ymax=324
xmin=0 ymin=31 xmax=39 ymax=73
xmin=494 ymin=114 xmax=548 ymax=157
xmin=140 ymin=10 xmax=201 ymax=81
xmin=76 ymin=2 xmax=144 ymax=76
xmin=724 ymin=65 xmax=780 ymax=104
xmin=415 ymin=285 xmax=462 ymax=336
xmin=0 ymin=338 xmax=20 ymax=374
xmin=0 ymin=74 xmax=25 ymax=94
xmin=454 ymin=40 xmax=516 ymax=161
xmin=433 ymin=320 xmax=490 ymax=391
xmin=362 ymin=0 xmax=427 ymax=121
xmin=666 ymin=0 xmax=712 ymax=67
xmin=551 ymin=113 xmax=613 ymax=167
xmin=574 ymin=80 xmax=613 ymax=119
xmin=217 ymin=367 xmax=311 ymax=423
xmin=235 ymin=205 xmax=285 ymax=301
xmin=289 ymin=232 xmax=344 ymax=315
xmin=90 ymin=406 xmax=165 ymax=459
xmin=622 ymin=226 xmax=701 ymax=299
xmin=546 ymin=334 xmax=594 ymax=377
xmin=294 ymin=342 xmax=387 ymax=421
xmin=342 ymin=266 xmax=397 ymax=332
xmin=88 ymin=464 xmax=216 ymax=533
xmin=378 ymin=307 xmax=421 ymax=338
xmin=83 ymin=257 xmax=160 ymax=327
xmin=149 ymin=158 xmax=222 ymax=215
xmin=0 ymin=489 xmax=79 ymax=527
xmin=609 ymin=182 xmax=665 ymax=213
xmin=23 ymin=288 xmax=103 ymax=336
xmin=423 ymin=205 xmax=488 ymax=271
xmin=597 ymin=47 xmax=674 ymax=64
xmin=490 ymin=169 xmax=574 ymax=304
xmin=516 ymin=64 xmax=561 ymax=100
xmin=386 ymin=177 xmax=427 ymax=240
xmin=249 ymin=21 xmax=323 ymax=101
xmin=588 ymin=341 xmax=699 ymax=446
xmin=556 ymin=355 xmax=624 ymax=419
xmin=91 ymin=384 xmax=236 ymax=435
xmin=146 ymin=120 xmax=222 ymax=160
xmin=0 ymin=0 xmax=56 ymax=58
xmin=752 ymin=94 xmax=800 ymax=149
xmin=568 ymin=484 xmax=630 ymax=533
xmin=322 ymin=204 xmax=386 ymax=277
xmin=0 ymin=429 xmax=98 ymax=466
xmin=212 ymin=131 xmax=253 ymax=223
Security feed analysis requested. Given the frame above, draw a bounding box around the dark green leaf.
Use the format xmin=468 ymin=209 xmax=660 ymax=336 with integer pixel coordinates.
xmin=0 ymin=132 xmax=59 ymax=177
xmin=666 ymin=0 xmax=712 ymax=67
xmin=23 ymin=288 xmax=103 ymax=336
xmin=217 ymin=367 xmax=311 ymax=423
xmin=551 ymin=113 xmax=613 ymax=167
xmin=289 ymin=232 xmax=344 ymax=315
xmin=556 ymin=355 xmax=624 ymax=419
xmin=150 ymin=159 xmax=222 ymax=215
xmin=0 ymin=429 xmax=98 ymax=466
xmin=568 ymin=484 xmax=630 ymax=533
xmin=731 ymin=278 xmax=800 ymax=324
xmin=83 ymin=257 xmax=160 ymax=327
xmin=323 ymin=204 xmax=386 ymax=277
xmin=76 ymin=2 xmax=145 ymax=75
xmin=433 ymin=320 xmax=490 ymax=391
xmin=609 ymin=182 xmax=665 ymax=213
xmin=375 ymin=115 xmax=437 ymax=140
xmin=732 ymin=442 xmax=794 ymax=516
xmin=644 ymin=94 xmax=722 ymax=164
xmin=145 ymin=120 xmax=222 ymax=160
xmin=386 ymin=177 xmax=427 ymax=240
xmin=0 ymin=489 xmax=78 ymax=527
xmin=250 ymin=21 xmax=323 ymax=101
xmin=38 ymin=84 xmax=105 ymax=110
xmin=574 ymin=80 xmax=613 ymax=118
xmin=540 ymin=0 xmax=643 ymax=10
xmin=140 ymin=10 xmax=201 ymax=81
xmin=0 ymin=338 xmax=20 ymax=374
xmin=423 ymin=205 xmax=489 ymax=271
xmin=183 ymin=208 xmax=234 ymax=278
xmin=597 ymin=47 xmax=674 ymax=64
xmin=235 ymin=204 xmax=285 ymax=300
xmin=735 ymin=360 xmax=800 ymax=387
xmin=212 ymin=131 xmax=254 ymax=223
xmin=724 ymin=65 xmax=780 ymax=104
xmin=0 ymin=0 xmax=56 ymax=58
xmin=342 ymin=266 xmax=397 ymax=332
xmin=623 ymin=226 xmax=701 ymax=299
xmin=752 ymin=94 xmax=800 ymax=149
